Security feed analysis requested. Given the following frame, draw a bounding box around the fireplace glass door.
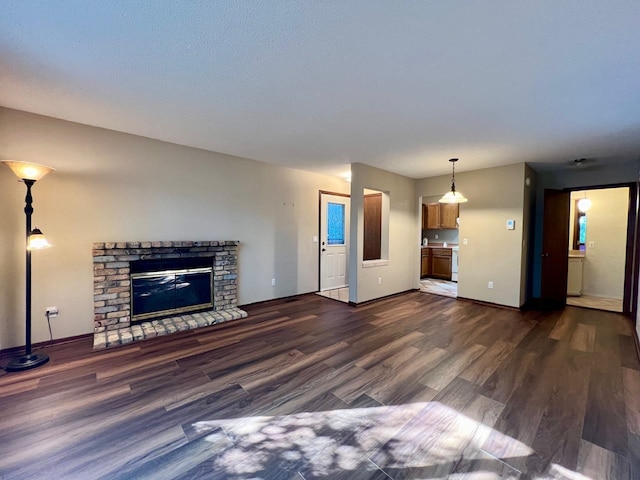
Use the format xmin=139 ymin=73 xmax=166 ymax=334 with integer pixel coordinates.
xmin=131 ymin=267 xmax=213 ymax=322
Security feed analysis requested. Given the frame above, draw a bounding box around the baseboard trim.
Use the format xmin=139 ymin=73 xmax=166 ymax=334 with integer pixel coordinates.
xmin=348 ymin=288 xmax=419 ymax=307
xmin=0 ymin=332 xmax=94 ymax=358
xmin=456 ymin=296 xmax=521 ymax=312
xmin=240 ymin=291 xmax=319 ymax=310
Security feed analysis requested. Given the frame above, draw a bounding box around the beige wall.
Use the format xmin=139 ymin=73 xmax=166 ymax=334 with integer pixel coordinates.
xmin=417 ymin=163 xmax=527 ymax=308
xmin=570 ymin=187 xmax=628 ymax=299
xmin=349 ymin=163 xmax=418 ymax=303
xmin=0 ymin=107 xmax=349 ymax=349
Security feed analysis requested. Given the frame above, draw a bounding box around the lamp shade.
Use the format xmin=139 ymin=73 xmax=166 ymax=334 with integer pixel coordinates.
xmin=27 ymin=228 xmax=52 ymax=250
xmin=2 ymin=160 xmax=55 ymax=181
xmin=439 ymin=190 xmax=468 ymax=203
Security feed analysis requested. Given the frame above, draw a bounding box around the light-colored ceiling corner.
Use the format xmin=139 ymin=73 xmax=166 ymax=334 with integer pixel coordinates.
xmin=1 ymin=2 xmax=639 ymax=179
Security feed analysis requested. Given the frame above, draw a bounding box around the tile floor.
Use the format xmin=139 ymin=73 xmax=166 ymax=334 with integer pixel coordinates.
xmin=316 ymin=287 xmax=349 ymax=303
xmin=567 ymin=294 xmax=623 ymax=313
xmin=317 ymin=280 xmax=460 ymax=303
xmin=319 ymin=283 xmax=624 ymax=316
xmin=419 ymin=278 xmax=458 ymax=298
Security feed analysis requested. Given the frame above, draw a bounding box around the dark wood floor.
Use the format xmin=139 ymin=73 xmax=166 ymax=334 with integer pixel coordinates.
xmin=1 ymin=292 xmax=639 ymax=479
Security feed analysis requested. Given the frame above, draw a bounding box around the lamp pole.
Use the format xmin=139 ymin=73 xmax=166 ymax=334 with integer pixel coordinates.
xmin=24 ymin=179 xmax=37 ymax=361
xmin=2 ymin=160 xmax=54 ymax=372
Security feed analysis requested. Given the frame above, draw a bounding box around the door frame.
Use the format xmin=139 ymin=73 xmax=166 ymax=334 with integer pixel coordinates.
xmin=318 ymin=190 xmax=351 ymax=292
xmin=558 ymin=182 xmax=638 ymax=317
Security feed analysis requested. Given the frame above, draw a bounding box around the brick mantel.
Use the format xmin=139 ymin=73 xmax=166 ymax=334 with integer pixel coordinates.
xmin=92 ymin=240 xmax=245 ymax=348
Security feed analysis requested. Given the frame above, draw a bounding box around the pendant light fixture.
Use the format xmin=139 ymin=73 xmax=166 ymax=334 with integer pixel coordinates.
xmin=439 ymin=158 xmax=468 ymax=204
xmin=577 ymin=194 xmax=592 ymax=213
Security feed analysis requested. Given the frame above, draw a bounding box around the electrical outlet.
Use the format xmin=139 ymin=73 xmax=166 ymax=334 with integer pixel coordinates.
xmin=46 ymin=307 xmax=58 ymax=318
xmin=588 ymin=241 xmax=595 ymax=248
xmin=435 ymin=234 xmax=439 ymax=240
xmin=377 ymin=277 xmax=382 ymax=285
xmin=271 ymin=278 xmax=276 ymax=286
xmin=488 ymin=281 xmax=494 ymax=289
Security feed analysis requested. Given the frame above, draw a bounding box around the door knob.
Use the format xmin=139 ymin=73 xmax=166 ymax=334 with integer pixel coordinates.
xmin=322 ymin=248 xmax=326 ymax=252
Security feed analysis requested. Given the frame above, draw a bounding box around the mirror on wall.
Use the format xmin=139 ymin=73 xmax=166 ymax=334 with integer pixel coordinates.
xmin=573 ymin=201 xmax=587 ymax=251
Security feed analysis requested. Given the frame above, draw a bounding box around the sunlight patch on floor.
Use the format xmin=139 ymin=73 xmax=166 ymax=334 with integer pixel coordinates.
xmin=192 ymin=402 xmax=561 ymax=478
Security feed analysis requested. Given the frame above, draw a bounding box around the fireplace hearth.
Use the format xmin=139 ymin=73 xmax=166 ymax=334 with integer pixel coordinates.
xmin=92 ymin=241 xmax=247 ymax=349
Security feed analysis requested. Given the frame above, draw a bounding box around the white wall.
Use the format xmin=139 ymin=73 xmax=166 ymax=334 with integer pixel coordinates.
xmin=349 ymin=163 xmax=418 ymax=304
xmin=0 ymin=107 xmax=349 ymax=349
xmin=417 ymin=163 xmax=527 ymax=308
xmin=575 ymin=187 xmax=628 ymax=299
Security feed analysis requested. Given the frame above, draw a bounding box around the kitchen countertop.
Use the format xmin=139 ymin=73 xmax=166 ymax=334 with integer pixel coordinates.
xmin=422 ymin=244 xmax=458 ymax=248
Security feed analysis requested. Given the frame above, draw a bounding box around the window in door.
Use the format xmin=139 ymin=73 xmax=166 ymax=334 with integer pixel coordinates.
xmin=327 ymin=202 xmax=346 ymax=245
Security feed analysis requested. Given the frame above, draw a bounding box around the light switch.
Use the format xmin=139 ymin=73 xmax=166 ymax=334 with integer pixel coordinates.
xmin=589 ymin=241 xmax=595 ymax=248
xmin=506 ymin=219 xmax=515 ymax=230
xmin=463 ymin=238 xmax=468 ymax=245
xmin=312 ymin=236 xmax=318 ymax=243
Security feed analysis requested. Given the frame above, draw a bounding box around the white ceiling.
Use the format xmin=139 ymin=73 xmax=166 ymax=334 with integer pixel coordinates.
xmin=1 ymin=1 xmax=639 ymax=179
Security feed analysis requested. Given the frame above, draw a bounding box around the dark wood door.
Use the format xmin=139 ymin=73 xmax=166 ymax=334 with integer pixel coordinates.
xmin=541 ymin=189 xmax=570 ymax=306
xmin=363 ymin=194 xmax=382 ymax=261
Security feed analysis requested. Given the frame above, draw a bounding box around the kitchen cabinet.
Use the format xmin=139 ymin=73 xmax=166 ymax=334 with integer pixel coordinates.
xmin=421 ymin=204 xmax=428 ymax=230
xmin=440 ymin=203 xmax=459 ymax=229
xmin=421 ymin=248 xmax=430 ymax=277
xmin=425 ymin=203 xmax=459 ymax=230
xmin=426 ymin=203 xmax=440 ymax=229
xmin=430 ymin=248 xmax=452 ymax=280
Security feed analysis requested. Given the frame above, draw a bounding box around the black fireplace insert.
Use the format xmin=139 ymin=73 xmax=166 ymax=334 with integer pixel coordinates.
xmin=130 ymin=258 xmax=213 ymax=322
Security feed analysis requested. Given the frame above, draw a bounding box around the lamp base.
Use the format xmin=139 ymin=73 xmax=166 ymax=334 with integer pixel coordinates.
xmin=4 ymin=353 xmax=49 ymax=372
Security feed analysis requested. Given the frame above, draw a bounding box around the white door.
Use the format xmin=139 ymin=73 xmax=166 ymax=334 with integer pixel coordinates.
xmin=320 ymin=194 xmax=350 ymax=291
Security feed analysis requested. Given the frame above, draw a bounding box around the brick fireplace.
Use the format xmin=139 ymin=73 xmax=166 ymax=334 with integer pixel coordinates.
xmin=92 ymin=241 xmax=247 ymax=349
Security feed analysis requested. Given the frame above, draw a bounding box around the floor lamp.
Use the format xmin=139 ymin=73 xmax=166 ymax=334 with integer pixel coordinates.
xmin=2 ymin=160 xmax=54 ymax=372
